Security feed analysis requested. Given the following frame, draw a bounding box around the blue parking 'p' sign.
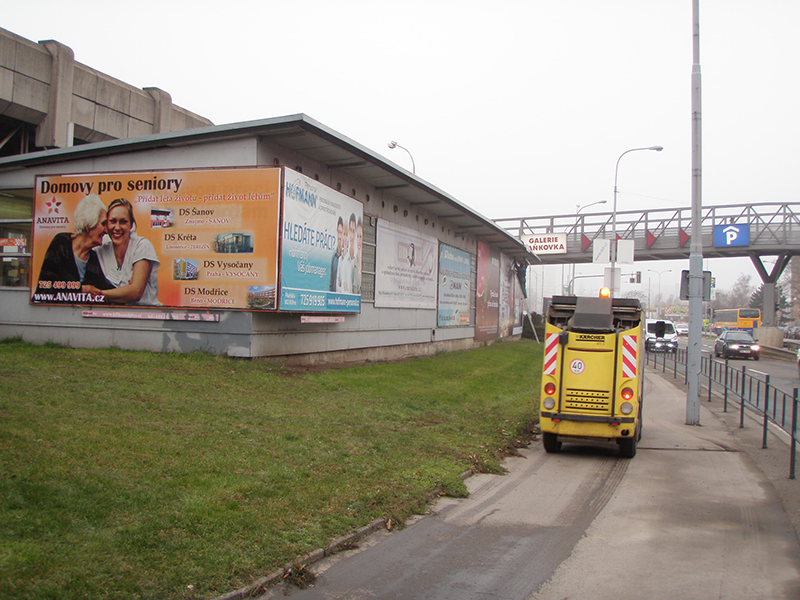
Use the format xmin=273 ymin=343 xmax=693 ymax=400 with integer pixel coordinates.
xmin=713 ymin=224 xmax=749 ymax=247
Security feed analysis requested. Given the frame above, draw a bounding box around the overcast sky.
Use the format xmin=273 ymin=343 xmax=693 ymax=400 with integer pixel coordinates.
xmin=5 ymin=0 xmax=799 ymax=308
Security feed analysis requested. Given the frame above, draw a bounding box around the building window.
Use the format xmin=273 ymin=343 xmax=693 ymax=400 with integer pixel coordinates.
xmin=361 ymin=214 xmax=377 ymax=302
xmin=0 ymin=190 xmax=33 ymax=288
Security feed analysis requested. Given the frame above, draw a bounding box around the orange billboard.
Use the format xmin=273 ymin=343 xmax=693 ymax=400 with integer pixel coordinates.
xmin=31 ymin=168 xmax=281 ymax=310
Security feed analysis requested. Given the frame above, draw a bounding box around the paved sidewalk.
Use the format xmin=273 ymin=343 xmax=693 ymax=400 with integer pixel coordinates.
xmin=652 ymin=369 xmax=800 ymax=539
xmin=244 ymin=371 xmax=800 ymax=600
xmin=531 ymin=372 xmax=800 ymax=599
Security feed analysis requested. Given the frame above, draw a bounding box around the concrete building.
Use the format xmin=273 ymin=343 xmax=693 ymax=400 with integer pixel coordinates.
xmin=0 ymin=27 xmax=213 ymax=157
xmin=0 ymin=114 xmax=533 ymax=363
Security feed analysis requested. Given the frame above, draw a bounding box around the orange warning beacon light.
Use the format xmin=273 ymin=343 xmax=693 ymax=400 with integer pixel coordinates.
xmin=599 ymin=287 xmax=611 ymax=298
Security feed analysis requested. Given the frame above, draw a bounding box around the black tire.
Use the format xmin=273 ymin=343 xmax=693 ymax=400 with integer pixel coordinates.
xmin=753 ymin=354 xmax=760 ymax=361
xmin=619 ymin=435 xmax=637 ymax=459
xmin=542 ymin=432 xmax=562 ymax=454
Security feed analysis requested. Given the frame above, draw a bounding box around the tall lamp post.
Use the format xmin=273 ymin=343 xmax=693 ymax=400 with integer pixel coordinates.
xmin=687 ymin=0 xmax=705 ymax=425
xmin=387 ymin=140 xmax=416 ymax=174
xmin=570 ymin=200 xmax=607 ymax=294
xmin=611 ymin=146 xmax=663 ymax=293
xmin=577 ymin=200 xmax=607 ymax=214
xmin=648 ymin=268 xmax=672 ymax=317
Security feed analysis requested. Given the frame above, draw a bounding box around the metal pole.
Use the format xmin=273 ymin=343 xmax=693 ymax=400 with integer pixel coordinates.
xmin=673 ymin=349 xmax=678 ymax=379
xmin=708 ymin=358 xmax=713 ymax=402
xmin=740 ymin=365 xmax=746 ymax=429
xmin=790 ymin=388 xmax=797 ymax=480
xmin=612 ymin=147 xmax=662 ymax=295
xmin=684 ymin=348 xmax=689 ymax=385
xmin=686 ymin=0 xmax=704 ymax=425
xmin=387 ymin=141 xmax=416 ymax=174
xmin=762 ymin=374 xmax=770 ymax=449
xmin=723 ymin=358 xmax=729 ymax=412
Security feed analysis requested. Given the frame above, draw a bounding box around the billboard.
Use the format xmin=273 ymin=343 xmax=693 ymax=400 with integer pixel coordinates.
xmin=31 ymin=168 xmax=281 ymax=310
xmin=475 ymin=240 xmax=500 ymax=341
xmin=437 ymin=244 xmax=472 ymax=327
xmin=375 ymin=220 xmax=438 ymax=309
xmin=279 ymin=169 xmax=363 ymax=313
xmin=499 ymin=253 xmax=523 ymax=337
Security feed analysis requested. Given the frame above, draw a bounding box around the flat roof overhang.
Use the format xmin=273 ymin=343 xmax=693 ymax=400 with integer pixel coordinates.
xmin=0 ymin=113 xmax=533 ymax=264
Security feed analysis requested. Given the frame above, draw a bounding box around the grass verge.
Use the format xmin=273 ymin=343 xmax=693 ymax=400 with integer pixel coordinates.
xmin=0 ymin=338 xmax=541 ymax=599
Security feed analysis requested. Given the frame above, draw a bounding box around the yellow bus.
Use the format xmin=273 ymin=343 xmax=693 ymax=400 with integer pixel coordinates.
xmin=540 ymin=295 xmax=645 ymax=458
xmin=711 ymin=308 xmax=761 ymax=335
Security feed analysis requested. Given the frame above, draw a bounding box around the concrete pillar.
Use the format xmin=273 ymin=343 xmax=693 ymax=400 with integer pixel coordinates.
xmin=144 ymin=87 xmax=173 ymax=134
xmin=35 ymin=39 xmax=75 ymax=149
xmin=750 ymin=253 xmax=791 ymax=327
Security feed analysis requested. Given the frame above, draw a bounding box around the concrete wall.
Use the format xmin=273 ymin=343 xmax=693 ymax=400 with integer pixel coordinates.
xmin=0 ymin=134 xmax=507 ymax=363
xmin=0 ymin=27 xmax=213 ymax=149
xmin=0 ymin=286 xmax=494 ymax=364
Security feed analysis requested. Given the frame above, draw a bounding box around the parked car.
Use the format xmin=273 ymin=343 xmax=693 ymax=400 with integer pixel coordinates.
xmin=714 ymin=330 xmax=760 ymax=360
xmin=645 ymin=319 xmax=678 ymax=353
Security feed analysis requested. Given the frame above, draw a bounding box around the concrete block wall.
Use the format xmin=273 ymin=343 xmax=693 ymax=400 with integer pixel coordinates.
xmin=0 ymin=27 xmax=213 ymax=150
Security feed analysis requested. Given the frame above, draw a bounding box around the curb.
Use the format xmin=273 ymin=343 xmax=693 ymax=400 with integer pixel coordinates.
xmin=760 ymin=345 xmax=797 ymax=361
xmin=212 ymin=468 xmax=477 ymax=600
xmin=212 ymin=518 xmax=388 ymax=600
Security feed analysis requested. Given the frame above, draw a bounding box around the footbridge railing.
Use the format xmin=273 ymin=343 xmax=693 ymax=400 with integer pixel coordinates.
xmin=495 ymin=202 xmax=800 ymax=265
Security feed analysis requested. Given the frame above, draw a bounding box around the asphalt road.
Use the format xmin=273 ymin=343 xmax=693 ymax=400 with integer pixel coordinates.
xmin=260 ymin=373 xmax=800 ymax=600
xmin=698 ymin=337 xmax=799 ymax=393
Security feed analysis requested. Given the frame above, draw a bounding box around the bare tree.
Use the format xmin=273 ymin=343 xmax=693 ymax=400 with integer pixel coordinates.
xmin=623 ymin=290 xmax=648 ymax=305
xmin=713 ymin=273 xmax=753 ymax=309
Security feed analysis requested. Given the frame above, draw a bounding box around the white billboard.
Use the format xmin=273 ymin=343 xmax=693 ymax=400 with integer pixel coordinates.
xmin=375 ymin=220 xmax=438 ymax=309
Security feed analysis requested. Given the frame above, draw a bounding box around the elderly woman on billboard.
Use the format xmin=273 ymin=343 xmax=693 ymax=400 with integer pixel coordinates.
xmin=84 ymin=198 xmax=161 ymax=306
xmin=34 ymin=194 xmax=111 ymax=299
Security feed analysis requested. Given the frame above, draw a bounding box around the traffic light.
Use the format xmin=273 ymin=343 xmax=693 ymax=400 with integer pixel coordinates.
xmin=599 ymin=287 xmax=611 ymax=298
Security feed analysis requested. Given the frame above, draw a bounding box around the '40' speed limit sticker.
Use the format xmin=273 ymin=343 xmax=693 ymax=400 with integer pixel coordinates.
xmin=570 ymin=359 xmax=585 ymax=374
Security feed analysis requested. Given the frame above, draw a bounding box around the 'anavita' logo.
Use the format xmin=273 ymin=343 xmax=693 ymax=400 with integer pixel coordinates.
xmin=45 ymin=198 xmax=62 ymax=214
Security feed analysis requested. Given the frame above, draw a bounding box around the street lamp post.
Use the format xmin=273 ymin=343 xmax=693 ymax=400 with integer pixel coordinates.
xmin=648 ymin=268 xmax=672 ymax=317
xmin=686 ymin=0 xmax=705 ymax=425
xmin=571 ymin=200 xmax=608 ymax=294
xmin=577 ymin=200 xmax=607 ymax=214
xmin=387 ymin=140 xmax=416 ymax=174
xmin=611 ymin=146 xmax=663 ymax=293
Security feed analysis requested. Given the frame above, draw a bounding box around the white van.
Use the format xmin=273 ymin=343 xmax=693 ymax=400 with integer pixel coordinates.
xmin=645 ymin=319 xmax=678 ymax=353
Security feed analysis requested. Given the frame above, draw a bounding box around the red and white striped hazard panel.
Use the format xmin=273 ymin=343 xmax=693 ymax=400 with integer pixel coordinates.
xmin=543 ymin=332 xmax=559 ymax=375
xmin=621 ymin=335 xmax=638 ymax=378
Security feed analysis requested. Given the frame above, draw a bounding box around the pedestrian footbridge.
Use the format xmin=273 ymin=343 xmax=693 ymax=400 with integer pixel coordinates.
xmin=494 ymin=202 xmax=800 ymax=325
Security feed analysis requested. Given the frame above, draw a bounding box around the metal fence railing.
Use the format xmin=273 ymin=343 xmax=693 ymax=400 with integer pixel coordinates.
xmin=645 ymin=348 xmax=799 ymax=480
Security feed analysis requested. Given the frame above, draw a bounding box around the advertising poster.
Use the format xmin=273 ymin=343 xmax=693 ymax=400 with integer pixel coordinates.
xmin=280 ymin=169 xmax=363 ymax=313
xmin=31 ymin=168 xmax=281 ymax=310
xmin=475 ymin=240 xmax=500 ymax=341
xmin=499 ymin=253 xmax=521 ymax=337
xmin=375 ymin=220 xmax=438 ymax=309
xmin=437 ymin=244 xmax=472 ymax=327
